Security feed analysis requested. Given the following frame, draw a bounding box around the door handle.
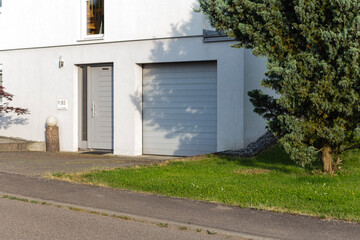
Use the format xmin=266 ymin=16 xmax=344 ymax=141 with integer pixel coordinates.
xmin=91 ymin=102 xmax=95 ymax=118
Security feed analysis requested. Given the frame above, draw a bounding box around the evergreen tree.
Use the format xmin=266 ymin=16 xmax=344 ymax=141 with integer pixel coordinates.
xmin=199 ymin=0 xmax=360 ymax=173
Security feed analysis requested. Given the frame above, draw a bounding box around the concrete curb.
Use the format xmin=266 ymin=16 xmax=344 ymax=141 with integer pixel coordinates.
xmin=0 ymin=191 xmax=277 ymax=240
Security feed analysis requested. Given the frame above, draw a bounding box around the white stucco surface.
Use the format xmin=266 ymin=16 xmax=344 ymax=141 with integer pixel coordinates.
xmin=0 ymin=38 xmax=254 ymax=154
xmin=0 ymin=0 xmax=203 ymax=50
xmin=0 ymin=0 xmax=268 ymax=155
xmin=244 ymin=50 xmax=269 ymax=145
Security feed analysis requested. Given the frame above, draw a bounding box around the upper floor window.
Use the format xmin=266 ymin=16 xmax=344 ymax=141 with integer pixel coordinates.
xmin=86 ymin=0 xmax=104 ymax=36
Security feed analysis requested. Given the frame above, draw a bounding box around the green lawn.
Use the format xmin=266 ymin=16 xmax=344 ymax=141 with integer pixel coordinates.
xmin=54 ymin=145 xmax=360 ymax=222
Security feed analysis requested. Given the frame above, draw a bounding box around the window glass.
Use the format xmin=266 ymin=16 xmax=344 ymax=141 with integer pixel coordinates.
xmin=87 ymin=0 xmax=104 ymax=35
xmin=0 ymin=0 xmax=2 ymax=8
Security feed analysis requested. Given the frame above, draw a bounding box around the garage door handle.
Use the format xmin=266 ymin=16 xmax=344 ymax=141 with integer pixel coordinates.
xmin=91 ymin=102 xmax=95 ymax=118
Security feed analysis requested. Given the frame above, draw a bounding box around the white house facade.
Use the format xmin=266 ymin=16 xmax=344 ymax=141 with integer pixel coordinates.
xmin=0 ymin=0 xmax=267 ymax=156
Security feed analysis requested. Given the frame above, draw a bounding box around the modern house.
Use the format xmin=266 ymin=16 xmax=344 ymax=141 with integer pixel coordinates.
xmin=0 ymin=0 xmax=267 ymax=156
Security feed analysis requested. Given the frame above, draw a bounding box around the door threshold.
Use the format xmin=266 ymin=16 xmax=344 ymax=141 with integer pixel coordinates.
xmin=78 ymin=149 xmax=113 ymax=155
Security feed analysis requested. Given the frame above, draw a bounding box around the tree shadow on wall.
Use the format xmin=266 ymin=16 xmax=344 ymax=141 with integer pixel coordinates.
xmin=131 ymin=5 xmax=221 ymax=157
xmin=0 ymin=114 xmax=29 ymax=130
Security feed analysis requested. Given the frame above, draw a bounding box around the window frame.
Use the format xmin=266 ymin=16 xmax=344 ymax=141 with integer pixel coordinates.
xmin=80 ymin=0 xmax=105 ymax=41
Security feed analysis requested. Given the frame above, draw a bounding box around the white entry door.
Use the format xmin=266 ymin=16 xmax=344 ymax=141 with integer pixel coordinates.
xmin=88 ymin=66 xmax=113 ymax=150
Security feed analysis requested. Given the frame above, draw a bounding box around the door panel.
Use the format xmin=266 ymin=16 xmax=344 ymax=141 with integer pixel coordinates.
xmin=88 ymin=66 xmax=113 ymax=150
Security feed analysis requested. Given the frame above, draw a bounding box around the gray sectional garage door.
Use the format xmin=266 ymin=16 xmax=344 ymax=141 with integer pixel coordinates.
xmin=143 ymin=62 xmax=217 ymax=156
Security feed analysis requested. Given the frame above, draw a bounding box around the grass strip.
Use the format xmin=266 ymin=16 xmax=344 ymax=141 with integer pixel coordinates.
xmin=53 ymin=145 xmax=360 ymax=222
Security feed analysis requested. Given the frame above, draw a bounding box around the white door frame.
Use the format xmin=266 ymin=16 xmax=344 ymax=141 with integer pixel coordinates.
xmin=77 ymin=63 xmax=114 ymax=151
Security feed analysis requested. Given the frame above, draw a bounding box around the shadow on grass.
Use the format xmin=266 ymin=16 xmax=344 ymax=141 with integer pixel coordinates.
xmin=217 ymin=144 xmax=300 ymax=174
xmin=342 ymin=149 xmax=360 ymax=169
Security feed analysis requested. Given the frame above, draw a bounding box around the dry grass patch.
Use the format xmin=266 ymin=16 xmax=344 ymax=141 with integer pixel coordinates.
xmin=234 ymin=168 xmax=271 ymax=175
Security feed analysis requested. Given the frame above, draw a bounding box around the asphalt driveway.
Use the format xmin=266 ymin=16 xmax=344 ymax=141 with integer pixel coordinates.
xmin=0 ymin=151 xmax=177 ymax=176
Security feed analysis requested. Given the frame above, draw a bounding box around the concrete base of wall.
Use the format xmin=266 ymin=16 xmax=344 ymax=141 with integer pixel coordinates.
xmin=0 ymin=137 xmax=46 ymax=152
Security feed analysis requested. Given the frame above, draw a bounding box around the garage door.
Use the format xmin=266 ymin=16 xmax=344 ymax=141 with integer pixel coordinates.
xmin=143 ymin=62 xmax=217 ymax=156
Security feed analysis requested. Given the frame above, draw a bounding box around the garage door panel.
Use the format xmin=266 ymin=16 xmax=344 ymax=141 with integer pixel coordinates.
xmin=144 ymin=119 xmax=217 ymax=128
xmin=144 ymin=114 xmax=216 ymax=122
xmin=143 ymin=102 xmax=216 ymax=109
xmin=143 ymin=66 xmax=217 ymax=73
xmin=143 ymin=99 xmax=216 ymax=106
xmin=144 ymin=139 xmax=217 ymax=147
xmin=144 ymin=89 xmax=217 ymax=97
xmin=144 ymin=83 xmax=216 ymax=92
xmin=143 ymin=70 xmax=216 ymax=76
xmin=143 ymin=108 xmax=216 ymax=115
xmin=143 ymin=119 xmax=217 ymax=127
xmin=143 ymin=77 xmax=216 ymax=85
xmin=143 ymin=95 xmax=217 ymax=103
xmin=144 ymin=125 xmax=216 ymax=133
xmin=143 ymin=137 xmax=216 ymax=146
xmin=143 ymin=148 xmax=217 ymax=156
xmin=143 ymin=131 xmax=216 ymax=139
xmin=143 ymin=62 xmax=217 ymax=156
xmin=144 ymin=143 xmax=217 ymax=151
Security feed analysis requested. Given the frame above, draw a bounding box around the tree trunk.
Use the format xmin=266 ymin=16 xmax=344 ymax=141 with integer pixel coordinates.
xmin=321 ymin=146 xmax=333 ymax=174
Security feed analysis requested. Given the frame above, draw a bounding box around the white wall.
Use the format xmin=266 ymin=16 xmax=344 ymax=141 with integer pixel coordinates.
xmin=0 ymin=0 xmax=269 ymax=155
xmin=0 ymin=0 xmax=203 ymax=50
xmin=0 ymin=37 xmax=254 ymax=154
xmin=244 ymin=49 xmax=269 ymax=145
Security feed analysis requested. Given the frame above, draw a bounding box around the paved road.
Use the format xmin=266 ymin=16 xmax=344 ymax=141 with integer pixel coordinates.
xmin=0 ymin=197 xmax=235 ymax=240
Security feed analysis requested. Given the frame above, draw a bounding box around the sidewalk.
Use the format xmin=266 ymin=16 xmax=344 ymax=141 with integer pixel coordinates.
xmin=0 ymin=172 xmax=358 ymax=240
